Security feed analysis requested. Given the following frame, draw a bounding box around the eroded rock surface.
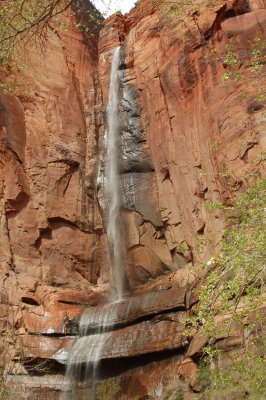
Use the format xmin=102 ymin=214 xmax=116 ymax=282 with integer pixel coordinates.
xmin=71 ymin=317 xmax=185 ymax=363
xmin=0 ymin=3 xmax=107 ymax=386
xmin=80 ymin=285 xmax=187 ymax=333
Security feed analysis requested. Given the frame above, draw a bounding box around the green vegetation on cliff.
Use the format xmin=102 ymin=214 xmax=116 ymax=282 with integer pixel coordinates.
xmin=188 ymin=177 xmax=266 ymax=399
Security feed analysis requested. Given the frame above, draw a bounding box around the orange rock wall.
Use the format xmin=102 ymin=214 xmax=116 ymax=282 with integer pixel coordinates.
xmin=97 ymin=0 xmax=265 ymax=288
xmin=0 ymin=8 xmax=108 ymax=378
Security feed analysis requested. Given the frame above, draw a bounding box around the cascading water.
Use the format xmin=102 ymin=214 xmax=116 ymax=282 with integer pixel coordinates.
xmin=60 ymin=46 xmax=126 ymax=400
xmin=106 ymin=46 xmax=126 ymax=301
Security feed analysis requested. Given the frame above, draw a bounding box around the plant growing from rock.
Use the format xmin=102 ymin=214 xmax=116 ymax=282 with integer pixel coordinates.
xmin=96 ymin=379 xmax=121 ymax=400
xmin=199 ymin=345 xmax=266 ymax=400
xmin=191 ymin=37 xmax=266 ymax=390
xmin=0 ymin=369 xmax=8 ymax=400
xmin=186 ymin=178 xmax=266 ymax=397
xmin=152 ymin=0 xmax=216 ymax=20
xmin=221 ymin=37 xmax=266 ymax=93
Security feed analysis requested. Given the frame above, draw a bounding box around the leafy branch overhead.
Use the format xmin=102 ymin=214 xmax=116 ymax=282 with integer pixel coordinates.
xmin=0 ymin=0 xmax=104 ymax=95
xmin=0 ymin=0 xmax=103 ymax=66
xmin=0 ymin=1 xmax=70 ymax=47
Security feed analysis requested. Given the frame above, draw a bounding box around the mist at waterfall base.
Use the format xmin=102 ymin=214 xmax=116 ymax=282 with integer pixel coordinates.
xmin=60 ymin=47 xmax=129 ymax=399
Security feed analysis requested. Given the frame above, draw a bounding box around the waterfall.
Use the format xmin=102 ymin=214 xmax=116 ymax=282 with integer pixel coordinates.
xmin=106 ymin=46 xmax=125 ymax=301
xmin=60 ymin=46 xmax=125 ymax=400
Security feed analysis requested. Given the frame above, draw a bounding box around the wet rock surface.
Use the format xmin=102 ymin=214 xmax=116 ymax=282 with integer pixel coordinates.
xmin=71 ymin=317 xmax=185 ymax=364
xmin=80 ymin=285 xmax=187 ymax=333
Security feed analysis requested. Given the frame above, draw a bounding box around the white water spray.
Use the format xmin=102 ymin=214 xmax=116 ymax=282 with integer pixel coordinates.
xmin=60 ymin=46 xmax=125 ymax=400
xmin=106 ymin=46 xmax=125 ymax=301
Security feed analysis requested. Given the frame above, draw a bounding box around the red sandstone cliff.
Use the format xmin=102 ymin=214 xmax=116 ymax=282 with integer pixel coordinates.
xmin=97 ymin=0 xmax=265 ymax=287
xmin=0 ymin=0 xmax=265 ymax=398
xmin=0 ymin=7 xmax=107 ymax=389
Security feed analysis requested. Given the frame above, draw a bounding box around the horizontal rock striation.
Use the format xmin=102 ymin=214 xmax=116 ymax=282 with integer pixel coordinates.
xmin=70 ymin=317 xmax=185 ymax=364
xmin=79 ymin=285 xmax=187 ymax=334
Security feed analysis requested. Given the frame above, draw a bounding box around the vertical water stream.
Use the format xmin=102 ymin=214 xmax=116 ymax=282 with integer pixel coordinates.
xmin=61 ymin=46 xmax=125 ymax=400
xmin=106 ymin=46 xmax=125 ymax=301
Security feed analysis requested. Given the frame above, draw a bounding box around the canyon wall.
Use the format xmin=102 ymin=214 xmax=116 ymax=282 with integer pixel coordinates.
xmin=0 ymin=6 xmax=108 ymax=395
xmin=0 ymin=0 xmax=265 ymax=398
xmin=97 ymin=0 xmax=266 ymax=288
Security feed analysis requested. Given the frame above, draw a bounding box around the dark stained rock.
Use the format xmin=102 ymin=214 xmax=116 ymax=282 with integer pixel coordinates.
xmin=80 ymin=286 xmax=187 ymax=334
xmin=70 ymin=317 xmax=186 ymax=364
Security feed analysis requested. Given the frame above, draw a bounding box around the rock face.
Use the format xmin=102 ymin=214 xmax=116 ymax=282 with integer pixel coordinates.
xmin=96 ymin=0 xmax=266 ymax=291
xmin=71 ymin=317 xmax=185 ymax=363
xmin=80 ymin=285 xmax=186 ymax=333
xmin=0 ymin=0 xmax=265 ymax=399
xmin=0 ymin=4 xmax=107 ymax=387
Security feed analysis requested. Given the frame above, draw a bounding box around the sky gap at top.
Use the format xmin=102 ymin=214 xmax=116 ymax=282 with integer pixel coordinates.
xmin=91 ymin=0 xmax=137 ymax=16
